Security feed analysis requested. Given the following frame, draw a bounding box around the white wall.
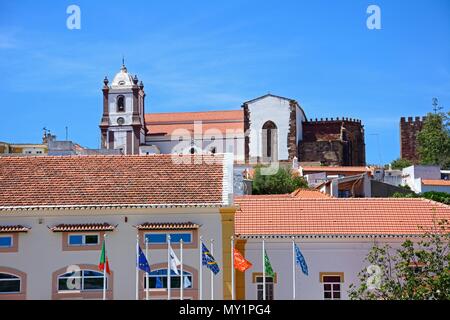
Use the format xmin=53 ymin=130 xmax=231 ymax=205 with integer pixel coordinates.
xmin=247 ymin=96 xmax=292 ymax=161
xmin=108 ymin=93 xmax=133 ymax=126
xmin=0 ymin=207 xmax=224 ymax=300
xmin=242 ymin=238 xmax=404 ymax=300
xmin=145 ymin=136 xmax=246 ymax=163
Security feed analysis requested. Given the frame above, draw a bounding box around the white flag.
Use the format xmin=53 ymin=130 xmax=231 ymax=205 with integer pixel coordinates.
xmin=183 ymin=275 xmax=191 ymax=288
xmin=169 ymin=245 xmax=181 ymax=275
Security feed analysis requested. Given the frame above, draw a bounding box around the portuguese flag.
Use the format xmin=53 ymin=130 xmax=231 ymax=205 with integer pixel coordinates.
xmin=98 ymin=240 xmax=111 ymax=275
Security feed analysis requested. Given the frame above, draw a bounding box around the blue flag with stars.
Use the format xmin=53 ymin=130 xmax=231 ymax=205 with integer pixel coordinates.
xmin=295 ymin=244 xmax=308 ymax=276
xmin=202 ymin=242 xmax=220 ymax=275
xmin=137 ymin=244 xmax=151 ymax=274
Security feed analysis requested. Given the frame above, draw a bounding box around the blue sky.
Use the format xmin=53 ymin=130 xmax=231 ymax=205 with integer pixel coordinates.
xmin=0 ymin=0 xmax=449 ymax=165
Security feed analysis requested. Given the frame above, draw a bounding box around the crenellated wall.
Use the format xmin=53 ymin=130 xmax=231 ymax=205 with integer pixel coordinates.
xmin=400 ymin=116 xmax=425 ymax=162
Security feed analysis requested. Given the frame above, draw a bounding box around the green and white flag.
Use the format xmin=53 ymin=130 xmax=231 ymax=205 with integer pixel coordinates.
xmin=264 ymin=250 xmax=274 ymax=277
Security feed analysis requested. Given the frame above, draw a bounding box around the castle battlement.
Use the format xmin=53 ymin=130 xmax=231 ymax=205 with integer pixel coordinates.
xmin=306 ymin=117 xmax=362 ymax=124
xmin=400 ymin=116 xmax=426 ymax=123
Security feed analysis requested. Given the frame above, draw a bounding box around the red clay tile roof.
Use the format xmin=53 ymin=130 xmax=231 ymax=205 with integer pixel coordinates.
xmin=300 ymin=166 xmax=371 ymax=176
xmin=235 ymin=189 xmax=330 ymax=201
xmin=0 ymin=154 xmax=225 ymax=208
xmin=135 ymin=222 xmax=200 ymax=230
xmin=235 ymin=197 xmax=450 ymax=237
xmin=50 ymin=223 xmax=116 ymax=232
xmin=145 ymin=110 xmax=244 ymax=136
xmin=422 ymin=179 xmax=450 ymax=186
xmin=0 ymin=225 xmax=30 ymax=233
xmin=290 ymin=188 xmax=331 ymax=198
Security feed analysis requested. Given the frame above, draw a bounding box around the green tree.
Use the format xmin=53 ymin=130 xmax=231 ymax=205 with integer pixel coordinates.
xmin=417 ymin=111 xmax=450 ymax=169
xmin=349 ymin=219 xmax=450 ymax=300
xmin=393 ymin=191 xmax=450 ymax=205
xmin=389 ymin=158 xmax=412 ymax=170
xmin=252 ymin=166 xmax=308 ymax=195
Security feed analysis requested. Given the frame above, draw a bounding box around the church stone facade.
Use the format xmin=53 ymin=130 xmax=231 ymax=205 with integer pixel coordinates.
xmin=99 ymin=64 xmax=366 ymax=166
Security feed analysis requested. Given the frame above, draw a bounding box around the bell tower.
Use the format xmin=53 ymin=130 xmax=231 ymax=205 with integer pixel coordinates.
xmin=99 ymin=61 xmax=147 ymax=154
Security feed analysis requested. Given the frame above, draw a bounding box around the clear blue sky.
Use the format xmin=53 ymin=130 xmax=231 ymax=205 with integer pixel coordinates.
xmin=0 ymin=0 xmax=449 ymax=165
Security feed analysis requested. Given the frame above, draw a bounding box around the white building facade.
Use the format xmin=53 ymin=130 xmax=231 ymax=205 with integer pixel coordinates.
xmin=0 ymin=154 xmax=236 ymax=300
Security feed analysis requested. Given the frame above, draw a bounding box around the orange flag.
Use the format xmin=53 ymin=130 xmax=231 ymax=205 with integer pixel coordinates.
xmin=234 ymin=248 xmax=252 ymax=272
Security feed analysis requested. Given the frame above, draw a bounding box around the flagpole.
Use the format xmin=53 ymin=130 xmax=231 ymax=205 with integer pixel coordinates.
xmin=262 ymin=236 xmax=266 ymax=301
xmin=145 ymin=237 xmax=149 ymax=301
xmin=180 ymin=239 xmax=183 ymax=300
xmin=135 ymin=234 xmax=139 ymax=300
xmin=292 ymin=237 xmax=295 ymax=300
xmin=231 ymin=236 xmax=235 ymax=300
xmin=103 ymin=234 xmax=107 ymax=301
xmin=167 ymin=235 xmax=171 ymax=300
xmin=199 ymin=235 xmax=203 ymax=300
xmin=210 ymin=239 xmax=214 ymax=300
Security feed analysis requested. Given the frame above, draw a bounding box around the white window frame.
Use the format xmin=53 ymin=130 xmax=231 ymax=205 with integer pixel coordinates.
xmin=57 ymin=269 xmax=106 ymax=293
xmin=0 ymin=272 xmax=21 ymax=294
xmin=143 ymin=268 xmax=193 ymax=291
xmin=0 ymin=234 xmax=13 ymax=248
xmin=67 ymin=233 xmax=100 ymax=247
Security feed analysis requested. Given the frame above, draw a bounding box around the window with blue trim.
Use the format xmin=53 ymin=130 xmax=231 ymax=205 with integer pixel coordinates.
xmin=145 ymin=233 xmax=192 ymax=244
xmin=0 ymin=236 xmax=12 ymax=248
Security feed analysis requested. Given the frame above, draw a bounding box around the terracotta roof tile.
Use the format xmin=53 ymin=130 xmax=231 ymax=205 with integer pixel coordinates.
xmin=0 ymin=154 xmax=225 ymax=208
xmin=290 ymin=188 xmax=331 ymax=198
xmin=235 ymin=197 xmax=450 ymax=236
xmin=135 ymin=222 xmax=200 ymax=230
xmin=0 ymin=225 xmax=30 ymax=233
xmin=235 ymin=189 xmax=330 ymax=201
xmin=145 ymin=110 xmax=244 ymax=136
xmin=50 ymin=223 xmax=116 ymax=232
xmin=300 ymin=166 xmax=371 ymax=176
xmin=422 ymin=179 xmax=450 ymax=186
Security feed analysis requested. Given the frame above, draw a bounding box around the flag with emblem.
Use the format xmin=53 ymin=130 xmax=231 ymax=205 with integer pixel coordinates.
xmin=295 ymin=244 xmax=309 ymax=276
xmin=98 ymin=239 xmax=111 ymax=274
xmin=202 ymin=242 xmax=220 ymax=275
xmin=137 ymin=244 xmax=151 ymax=274
xmin=264 ymin=251 xmax=274 ymax=277
xmin=234 ymin=248 xmax=252 ymax=272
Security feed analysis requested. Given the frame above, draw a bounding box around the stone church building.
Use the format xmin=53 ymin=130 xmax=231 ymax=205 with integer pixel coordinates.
xmin=100 ymin=64 xmax=365 ymax=166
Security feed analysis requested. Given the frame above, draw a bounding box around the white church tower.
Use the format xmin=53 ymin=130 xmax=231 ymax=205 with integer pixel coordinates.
xmin=99 ymin=61 xmax=147 ymax=154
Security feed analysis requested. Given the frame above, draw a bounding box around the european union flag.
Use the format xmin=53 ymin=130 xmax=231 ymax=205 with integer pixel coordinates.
xmin=295 ymin=244 xmax=308 ymax=276
xmin=137 ymin=245 xmax=151 ymax=274
xmin=202 ymin=243 xmax=220 ymax=275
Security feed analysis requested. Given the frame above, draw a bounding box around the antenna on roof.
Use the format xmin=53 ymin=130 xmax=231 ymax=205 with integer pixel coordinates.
xmin=432 ymin=97 xmax=442 ymax=114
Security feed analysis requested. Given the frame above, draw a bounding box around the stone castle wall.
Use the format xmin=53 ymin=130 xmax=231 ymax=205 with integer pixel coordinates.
xmin=300 ymin=118 xmax=365 ymax=166
xmin=400 ymin=116 xmax=424 ymax=162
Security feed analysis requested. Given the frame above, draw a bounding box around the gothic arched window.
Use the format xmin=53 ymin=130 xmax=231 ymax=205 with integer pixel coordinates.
xmin=117 ymin=95 xmax=125 ymax=112
xmin=262 ymin=121 xmax=278 ymax=162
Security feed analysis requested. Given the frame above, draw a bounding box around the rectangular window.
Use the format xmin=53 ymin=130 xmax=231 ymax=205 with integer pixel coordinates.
xmin=68 ymin=234 xmax=99 ymax=246
xmin=256 ymin=276 xmax=274 ymax=300
xmin=0 ymin=236 xmax=13 ymax=248
xmin=145 ymin=232 xmax=192 ymax=244
xmin=323 ymin=275 xmax=342 ymax=300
